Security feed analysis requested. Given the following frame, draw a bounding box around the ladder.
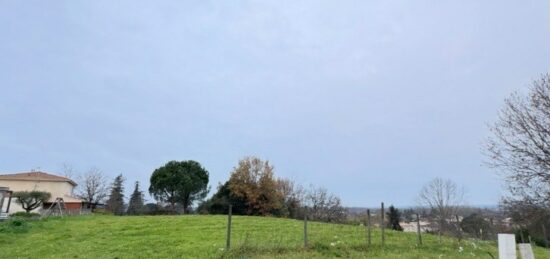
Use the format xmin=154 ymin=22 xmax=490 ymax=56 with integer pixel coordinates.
xmin=42 ymin=198 xmax=66 ymax=218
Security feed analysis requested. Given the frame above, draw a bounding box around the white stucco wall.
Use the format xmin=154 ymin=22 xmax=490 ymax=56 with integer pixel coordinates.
xmin=0 ymin=180 xmax=81 ymax=214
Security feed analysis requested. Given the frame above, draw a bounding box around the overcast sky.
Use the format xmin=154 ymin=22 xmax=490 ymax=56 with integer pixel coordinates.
xmin=1 ymin=1 xmax=549 ymax=207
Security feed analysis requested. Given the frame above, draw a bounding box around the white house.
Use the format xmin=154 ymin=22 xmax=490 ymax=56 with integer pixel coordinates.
xmin=0 ymin=171 xmax=83 ymax=214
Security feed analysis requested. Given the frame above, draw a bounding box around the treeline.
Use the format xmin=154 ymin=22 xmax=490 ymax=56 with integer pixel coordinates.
xmin=197 ymin=157 xmax=346 ymax=222
xmin=74 ymin=156 xmax=346 ymax=222
xmin=83 ymin=160 xmax=210 ymax=216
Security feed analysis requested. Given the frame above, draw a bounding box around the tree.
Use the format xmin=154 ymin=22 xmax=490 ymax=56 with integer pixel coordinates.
xmin=61 ymin=163 xmax=76 ymax=179
xmin=386 ymin=205 xmax=404 ymax=231
xmin=460 ymin=213 xmax=493 ymax=240
xmin=227 ymin=157 xmax=283 ymax=216
xmin=106 ymin=174 xmax=125 ymax=215
xmin=418 ymin=178 xmax=464 ymax=241
xmin=13 ymin=191 xmax=51 ymax=213
xmin=127 ymin=181 xmax=145 ymax=215
xmin=402 ymin=208 xmax=416 ymax=222
xmin=200 ymin=158 xmax=304 ymax=217
xmin=304 ymin=185 xmax=346 ymax=223
xmin=76 ymin=167 xmax=109 ymax=211
xmin=485 ymin=74 xmax=550 ymax=209
xmin=198 ymin=181 xmax=248 ymax=215
xmin=149 ymin=160 xmax=209 ymax=214
xmin=276 ymin=178 xmax=304 ymax=218
xmin=501 ymin=200 xmax=550 ymax=246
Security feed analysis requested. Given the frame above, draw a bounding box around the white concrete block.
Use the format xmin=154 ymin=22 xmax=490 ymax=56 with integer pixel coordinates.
xmin=498 ymin=234 xmax=517 ymax=259
xmin=518 ymin=243 xmax=534 ymax=259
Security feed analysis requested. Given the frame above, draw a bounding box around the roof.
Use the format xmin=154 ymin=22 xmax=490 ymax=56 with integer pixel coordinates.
xmin=0 ymin=171 xmax=77 ymax=186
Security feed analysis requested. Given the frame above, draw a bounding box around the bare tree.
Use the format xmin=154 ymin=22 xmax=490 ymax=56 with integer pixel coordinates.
xmin=418 ymin=178 xmax=464 ymax=242
xmin=304 ymin=185 xmax=346 ymax=223
xmin=485 ymin=74 xmax=550 ymax=209
xmin=76 ymin=167 xmax=109 ymax=211
xmin=61 ymin=163 xmax=76 ymax=179
xmin=276 ymin=178 xmax=304 ymax=218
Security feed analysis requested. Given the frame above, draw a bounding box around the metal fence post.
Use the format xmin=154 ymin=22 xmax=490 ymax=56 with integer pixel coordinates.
xmin=543 ymin=224 xmax=549 ymax=248
xmin=226 ymin=205 xmax=232 ymax=250
xmin=304 ymin=207 xmax=308 ymax=248
xmin=416 ymin=213 xmax=422 ymax=246
xmin=367 ymin=209 xmax=371 ymax=246
xmin=381 ymin=202 xmax=385 ymax=246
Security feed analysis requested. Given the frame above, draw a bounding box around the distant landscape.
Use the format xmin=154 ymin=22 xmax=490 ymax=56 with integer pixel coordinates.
xmin=1 ymin=1 xmax=549 ymax=258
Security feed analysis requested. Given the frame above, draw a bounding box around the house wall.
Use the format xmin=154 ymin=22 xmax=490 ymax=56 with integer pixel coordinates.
xmin=2 ymin=196 xmax=24 ymax=214
xmin=0 ymin=180 xmax=80 ymax=214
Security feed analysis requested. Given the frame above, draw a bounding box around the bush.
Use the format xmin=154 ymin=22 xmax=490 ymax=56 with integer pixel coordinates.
xmin=0 ymin=218 xmax=30 ymax=233
xmin=11 ymin=212 xmax=41 ymax=219
xmin=142 ymin=203 xmax=177 ymax=215
xmin=91 ymin=208 xmax=112 ymax=215
xmin=460 ymin=213 xmax=493 ymax=240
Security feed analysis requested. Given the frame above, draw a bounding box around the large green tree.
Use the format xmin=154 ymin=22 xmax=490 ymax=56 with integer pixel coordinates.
xmin=149 ymin=160 xmax=209 ymax=214
xmin=106 ymin=174 xmax=125 ymax=216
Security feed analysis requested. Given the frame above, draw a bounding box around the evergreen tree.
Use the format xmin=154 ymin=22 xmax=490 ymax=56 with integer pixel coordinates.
xmin=149 ymin=160 xmax=209 ymax=214
xmin=106 ymin=174 xmax=125 ymax=216
xmin=127 ymin=181 xmax=144 ymax=215
xmin=386 ymin=205 xmax=404 ymax=231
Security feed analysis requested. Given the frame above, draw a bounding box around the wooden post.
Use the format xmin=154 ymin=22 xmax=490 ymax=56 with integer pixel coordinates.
xmin=520 ymin=230 xmax=525 ymax=243
xmin=0 ymin=191 xmax=4 ymax=213
xmin=438 ymin=220 xmax=442 ymax=244
xmin=226 ymin=205 xmax=232 ymax=250
xmin=304 ymin=207 xmax=308 ymax=248
xmin=6 ymin=191 xmax=12 ymax=213
xmin=480 ymin=228 xmax=483 ymax=240
xmin=543 ymin=224 xmax=549 ymax=248
xmin=381 ymin=202 xmax=385 ymax=246
xmin=455 ymin=215 xmax=462 ymax=243
xmin=367 ymin=209 xmax=371 ymax=246
xmin=416 ymin=213 xmax=422 ymax=246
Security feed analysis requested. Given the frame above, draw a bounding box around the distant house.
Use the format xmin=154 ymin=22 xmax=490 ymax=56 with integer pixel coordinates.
xmin=401 ymin=220 xmax=433 ymax=233
xmin=0 ymin=171 xmax=83 ymax=214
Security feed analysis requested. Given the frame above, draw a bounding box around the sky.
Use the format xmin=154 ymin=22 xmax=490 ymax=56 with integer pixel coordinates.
xmin=1 ymin=0 xmax=549 ymax=207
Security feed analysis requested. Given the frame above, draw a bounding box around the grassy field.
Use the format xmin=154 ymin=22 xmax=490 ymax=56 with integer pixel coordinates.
xmin=1 ymin=215 xmax=548 ymax=258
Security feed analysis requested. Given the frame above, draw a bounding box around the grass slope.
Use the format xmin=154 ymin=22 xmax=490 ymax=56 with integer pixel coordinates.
xmin=1 ymin=215 xmax=548 ymax=258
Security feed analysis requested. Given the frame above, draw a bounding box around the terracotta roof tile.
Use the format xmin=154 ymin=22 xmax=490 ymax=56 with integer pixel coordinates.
xmin=0 ymin=171 xmax=77 ymax=186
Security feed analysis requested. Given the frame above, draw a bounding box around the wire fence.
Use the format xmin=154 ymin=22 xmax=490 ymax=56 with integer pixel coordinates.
xmin=221 ymin=203 xmax=550 ymax=256
xmin=223 ymin=203 xmax=426 ymax=251
xmin=41 ymin=208 xmax=92 ymax=217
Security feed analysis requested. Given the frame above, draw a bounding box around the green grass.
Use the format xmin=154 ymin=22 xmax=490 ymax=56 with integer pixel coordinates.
xmin=0 ymin=215 xmax=548 ymax=258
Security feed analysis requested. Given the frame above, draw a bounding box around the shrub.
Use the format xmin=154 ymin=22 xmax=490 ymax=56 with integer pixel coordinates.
xmin=12 ymin=191 xmax=51 ymax=213
xmin=142 ymin=203 xmax=177 ymax=215
xmin=11 ymin=212 xmax=41 ymax=219
xmin=0 ymin=218 xmax=30 ymax=233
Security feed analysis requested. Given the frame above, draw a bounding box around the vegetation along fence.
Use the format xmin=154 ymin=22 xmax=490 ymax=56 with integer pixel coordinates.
xmin=219 ymin=203 xmax=544 ymax=256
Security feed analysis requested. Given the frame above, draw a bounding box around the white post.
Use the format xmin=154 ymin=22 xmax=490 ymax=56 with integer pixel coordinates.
xmin=518 ymin=243 xmax=535 ymax=259
xmin=498 ymin=234 xmax=516 ymax=259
